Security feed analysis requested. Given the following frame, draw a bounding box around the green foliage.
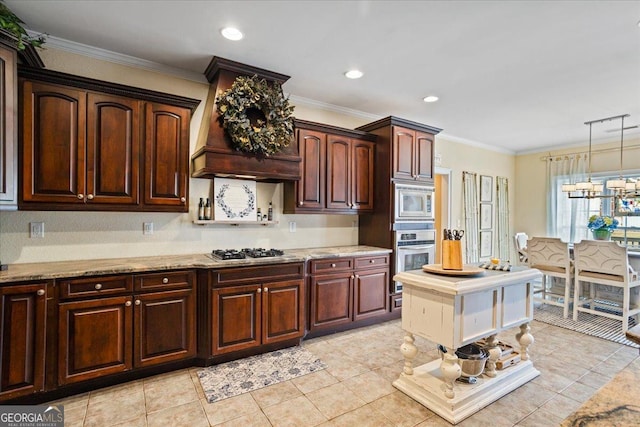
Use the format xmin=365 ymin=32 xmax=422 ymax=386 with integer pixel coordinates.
xmin=0 ymin=2 xmax=47 ymax=50
xmin=216 ymin=75 xmax=294 ymax=156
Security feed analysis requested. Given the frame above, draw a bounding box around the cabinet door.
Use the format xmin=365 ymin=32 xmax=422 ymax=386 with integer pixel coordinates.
xmin=0 ymin=283 xmax=46 ymax=400
xmin=354 ymin=268 xmax=389 ymax=321
xmin=326 ymin=135 xmax=351 ymax=210
xmin=296 ymin=129 xmax=325 ymax=210
xmin=392 ymin=126 xmax=415 ymax=181
xmin=415 ymin=131 xmax=434 ymax=182
xmin=86 ymin=93 xmax=140 ymax=205
xmin=0 ymin=45 xmax=17 ymax=206
xmin=262 ymin=279 xmax=304 ymax=345
xmin=134 ymin=288 xmax=195 ymax=368
xmin=310 ymin=273 xmax=352 ymax=330
xmin=351 ymin=139 xmax=374 ymax=211
xmin=212 ymin=284 xmax=261 ymax=355
xmin=143 ymin=102 xmax=189 ymax=210
xmin=58 ymin=296 xmax=133 ymax=385
xmin=22 ymin=81 xmax=87 ymax=203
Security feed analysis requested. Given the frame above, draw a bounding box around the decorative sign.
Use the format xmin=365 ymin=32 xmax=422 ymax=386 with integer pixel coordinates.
xmin=214 ymin=178 xmax=257 ymax=221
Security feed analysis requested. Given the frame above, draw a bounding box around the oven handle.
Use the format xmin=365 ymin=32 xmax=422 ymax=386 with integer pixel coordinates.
xmin=397 ymin=245 xmax=435 ymax=251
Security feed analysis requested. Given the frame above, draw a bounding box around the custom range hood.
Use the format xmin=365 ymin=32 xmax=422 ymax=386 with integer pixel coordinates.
xmin=191 ymin=57 xmax=301 ymax=181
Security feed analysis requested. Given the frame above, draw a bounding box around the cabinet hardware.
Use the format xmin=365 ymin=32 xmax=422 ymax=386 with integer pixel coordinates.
xmin=135 ymin=300 xmax=141 ymax=305
xmin=77 ymin=194 xmax=84 ymax=200
xmin=162 ymin=277 xmax=169 ymax=284
xmin=125 ymin=301 xmax=132 ymax=307
xmin=299 ymin=201 xmax=304 ymax=206
xmin=87 ymin=194 xmax=94 ymax=200
xmin=257 ymin=288 xmax=261 ymax=293
xmin=264 ymin=287 xmax=269 ymax=292
xmin=94 ymin=283 xmax=102 ymax=290
xmin=355 ymin=275 xmax=359 ymax=278
xmin=370 ymin=260 xmax=375 ymax=263
xmin=331 ymin=263 xmax=336 ymax=268
xmin=180 ymin=197 xmax=186 ymax=203
xmin=351 ymin=275 xmax=355 ymax=279
xmin=37 ymin=289 xmax=45 ymax=296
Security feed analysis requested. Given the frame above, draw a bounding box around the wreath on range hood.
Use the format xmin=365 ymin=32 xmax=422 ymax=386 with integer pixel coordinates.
xmin=216 ymin=75 xmax=294 ymax=156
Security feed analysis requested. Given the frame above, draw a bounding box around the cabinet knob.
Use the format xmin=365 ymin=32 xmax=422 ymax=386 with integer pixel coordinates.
xmin=355 ymin=274 xmax=359 ymax=278
xmin=370 ymin=259 xmax=375 ymax=264
xmin=135 ymin=299 xmax=141 ymax=306
xmin=180 ymin=197 xmax=186 ymax=203
xmin=351 ymin=275 xmax=355 ymax=279
xmin=125 ymin=301 xmax=132 ymax=307
xmin=264 ymin=287 xmax=269 ymax=292
xmin=331 ymin=263 xmax=336 ymax=268
xmin=87 ymin=194 xmax=94 ymax=200
xmin=95 ymin=283 xmax=102 ymax=290
xmin=162 ymin=277 xmax=169 ymax=284
xmin=37 ymin=289 xmax=45 ymax=296
xmin=257 ymin=288 xmax=262 ymax=293
xmin=77 ymin=194 xmax=84 ymax=200
xmin=299 ymin=201 xmax=304 ymax=206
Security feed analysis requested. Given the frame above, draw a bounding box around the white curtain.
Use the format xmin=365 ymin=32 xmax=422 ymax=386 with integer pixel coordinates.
xmin=495 ymin=176 xmax=510 ymax=261
xmin=462 ymin=171 xmax=479 ymax=263
xmin=546 ymin=154 xmax=588 ymax=243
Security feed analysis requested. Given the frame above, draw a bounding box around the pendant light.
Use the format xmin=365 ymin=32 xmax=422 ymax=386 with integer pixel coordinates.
xmin=605 ymin=114 xmax=629 ymax=193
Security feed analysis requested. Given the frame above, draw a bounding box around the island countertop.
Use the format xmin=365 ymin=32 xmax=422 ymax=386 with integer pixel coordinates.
xmin=0 ymin=245 xmax=392 ymax=283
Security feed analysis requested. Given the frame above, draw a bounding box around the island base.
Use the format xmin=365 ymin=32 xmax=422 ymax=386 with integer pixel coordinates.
xmin=393 ymin=358 xmax=540 ymax=424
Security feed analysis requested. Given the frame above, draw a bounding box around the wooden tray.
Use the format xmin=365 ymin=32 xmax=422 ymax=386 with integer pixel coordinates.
xmin=422 ymin=264 xmax=486 ymax=276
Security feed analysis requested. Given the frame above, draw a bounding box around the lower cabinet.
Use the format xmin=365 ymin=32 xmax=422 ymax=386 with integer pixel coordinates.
xmin=202 ymin=263 xmax=305 ymax=358
xmin=310 ymin=255 xmax=389 ymax=333
xmin=0 ymin=282 xmax=47 ymax=400
xmin=58 ymin=270 xmax=195 ymax=385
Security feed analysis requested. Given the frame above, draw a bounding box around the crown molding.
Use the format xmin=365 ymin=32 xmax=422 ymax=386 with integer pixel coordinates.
xmin=438 ymin=132 xmax=516 ymax=155
xmin=287 ymin=94 xmax=381 ymax=121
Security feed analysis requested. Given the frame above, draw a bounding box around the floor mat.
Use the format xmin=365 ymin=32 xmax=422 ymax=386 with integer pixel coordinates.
xmin=197 ymin=346 xmax=327 ymax=403
xmin=534 ymin=303 xmax=639 ymax=348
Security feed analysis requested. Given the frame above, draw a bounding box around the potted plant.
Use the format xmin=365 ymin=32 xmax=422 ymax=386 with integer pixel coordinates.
xmin=0 ymin=2 xmax=46 ymax=50
xmin=587 ymin=215 xmax=618 ymax=240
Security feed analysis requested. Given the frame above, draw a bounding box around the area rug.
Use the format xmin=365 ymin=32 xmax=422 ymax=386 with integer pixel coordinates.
xmin=197 ymin=346 xmax=327 ymax=403
xmin=534 ymin=303 xmax=639 ymax=348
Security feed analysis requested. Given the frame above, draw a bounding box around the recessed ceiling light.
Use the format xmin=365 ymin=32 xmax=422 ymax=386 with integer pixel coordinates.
xmin=423 ymin=95 xmax=439 ymax=103
xmin=344 ymin=70 xmax=364 ymax=79
xmin=221 ymin=27 xmax=243 ymax=41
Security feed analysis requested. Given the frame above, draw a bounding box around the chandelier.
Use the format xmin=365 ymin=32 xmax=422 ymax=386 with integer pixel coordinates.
xmin=562 ymin=114 xmax=636 ymax=199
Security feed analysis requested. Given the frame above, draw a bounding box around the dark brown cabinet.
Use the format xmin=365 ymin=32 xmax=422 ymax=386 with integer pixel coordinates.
xmin=58 ymin=270 xmax=196 ymax=385
xmin=0 ymin=44 xmax=17 ymax=209
xmin=18 ymin=68 xmax=199 ymax=211
xmin=392 ymin=126 xmax=434 ymax=182
xmin=200 ymin=263 xmax=305 ymax=359
xmin=284 ymin=120 xmax=375 ymax=214
xmin=309 ymin=255 xmax=389 ymax=333
xmin=0 ymin=282 xmax=47 ymax=400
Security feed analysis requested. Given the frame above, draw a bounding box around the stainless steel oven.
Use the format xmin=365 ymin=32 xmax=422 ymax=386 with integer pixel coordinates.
xmin=394 ymin=184 xmax=435 ymax=222
xmin=394 ymin=229 xmax=436 ymax=293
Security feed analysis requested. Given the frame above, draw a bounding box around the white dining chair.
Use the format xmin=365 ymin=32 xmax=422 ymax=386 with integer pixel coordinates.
xmin=514 ymin=232 xmax=529 ymax=264
xmin=527 ymin=237 xmax=573 ymax=318
xmin=573 ymin=240 xmax=640 ymax=332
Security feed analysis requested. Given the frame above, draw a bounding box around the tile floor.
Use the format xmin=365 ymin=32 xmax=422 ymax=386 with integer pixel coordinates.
xmin=52 ymin=318 xmax=639 ymax=426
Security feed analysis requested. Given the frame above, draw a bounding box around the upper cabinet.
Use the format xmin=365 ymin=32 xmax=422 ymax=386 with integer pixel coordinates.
xmin=284 ymin=119 xmax=375 ymax=214
xmin=0 ymin=43 xmax=18 ymax=210
xmin=18 ymin=68 xmax=199 ymax=211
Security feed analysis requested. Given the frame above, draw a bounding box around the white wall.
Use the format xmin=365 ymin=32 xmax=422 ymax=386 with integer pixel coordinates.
xmin=0 ymin=47 xmax=516 ymax=264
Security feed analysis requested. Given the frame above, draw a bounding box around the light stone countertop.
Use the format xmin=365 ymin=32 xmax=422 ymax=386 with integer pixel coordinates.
xmin=0 ymin=245 xmax=392 ymax=284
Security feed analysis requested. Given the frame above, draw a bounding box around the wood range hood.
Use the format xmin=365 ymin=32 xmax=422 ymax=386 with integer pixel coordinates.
xmin=190 ymin=57 xmax=301 ymax=182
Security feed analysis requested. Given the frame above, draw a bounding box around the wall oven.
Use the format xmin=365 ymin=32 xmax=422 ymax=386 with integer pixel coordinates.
xmin=394 ymin=228 xmax=436 ymax=293
xmin=394 ymin=184 xmax=435 ymax=222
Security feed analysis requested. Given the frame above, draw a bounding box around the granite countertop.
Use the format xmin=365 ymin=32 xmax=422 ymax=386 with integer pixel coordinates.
xmin=0 ymin=245 xmax=392 ymax=283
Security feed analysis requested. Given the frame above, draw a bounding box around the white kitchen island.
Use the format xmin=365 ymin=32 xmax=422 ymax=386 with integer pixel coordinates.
xmin=393 ymin=266 xmax=542 ymax=424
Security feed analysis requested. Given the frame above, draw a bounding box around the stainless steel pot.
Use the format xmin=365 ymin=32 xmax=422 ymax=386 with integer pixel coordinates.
xmin=455 ymin=344 xmax=489 ymax=378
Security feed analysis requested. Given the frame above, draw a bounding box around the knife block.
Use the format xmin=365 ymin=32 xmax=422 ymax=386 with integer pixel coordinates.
xmin=442 ymin=240 xmax=463 ymax=270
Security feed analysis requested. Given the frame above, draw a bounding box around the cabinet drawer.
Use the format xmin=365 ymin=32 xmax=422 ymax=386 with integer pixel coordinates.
xmin=310 ymin=258 xmax=353 ymax=274
xmin=134 ymin=270 xmax=194 ymax=292
xmin=213 ymin=263 xmax=304 ymax=286
xmin=354 ymin=255 xmax=389 ymax=270
xmin=59 ymin=275 xmax=133 ymax=299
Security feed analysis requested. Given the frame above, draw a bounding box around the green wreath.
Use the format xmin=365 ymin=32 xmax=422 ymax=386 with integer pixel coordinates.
xmin=216 ymin=75 xmax=294 ymax=156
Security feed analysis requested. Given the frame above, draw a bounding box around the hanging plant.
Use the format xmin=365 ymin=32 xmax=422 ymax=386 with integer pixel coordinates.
xmin=216 ymin=75 xmax=294 ymax=156
xmin=0 ymin=2 xmax=47 ymax=51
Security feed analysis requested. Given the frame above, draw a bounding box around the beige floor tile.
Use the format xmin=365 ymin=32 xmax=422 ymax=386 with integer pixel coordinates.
xmin=251 ymin=380 xmax=302 ymax=408
xmin=262 ymin=395 xmax=327 ymax=427
xmin=341 ymin=370 xmax=396 ymax=403
xmin=538 ymin=393 xmax=585 ymax=420
xmin=291 ymin=369 xmax=338 ymax=394
xmin=369 ymin=391 xmax=434 ymax=427
xmin=61 ymin=406 xmax=86 ymax=427
xmin=84 ymin=386 xmax=146 ymax=427
xmin=306 ymin=382 xmax=366 ymax=419
xmin=214 ymin=410 xmax=272 ymax=427
xmin=48 ymin=392 xmax=89 ymax=411
xmin=146 ymin=400 xmax=208 ymax=427
xmin=88 ymin=379 xmax=144 ymax=404
xmin=320 ymin=404 xmax=393 ymax=426
xmin=144 ymin=368 xmax=191 ymax=385
xmin=144 ymin=376 xmax=199 ymax=413
xmin=516 ymin=408 xmax=565 ymax=427
xmin=576 ymin=370 xmax=613 ymax=390
xmin=111 ymin=414 xmax=147 ymax=427
xmin=323 ymin=353 xmax=371 ymax=381
xmin=560 ymin=380 xmax=598 ymax=403
xmin=201 ymin=394 xmax=261 ymax=425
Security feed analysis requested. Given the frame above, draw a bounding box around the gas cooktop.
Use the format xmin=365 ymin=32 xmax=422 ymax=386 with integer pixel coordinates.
xmin=210 ymin=248 xmax=285 ymax=260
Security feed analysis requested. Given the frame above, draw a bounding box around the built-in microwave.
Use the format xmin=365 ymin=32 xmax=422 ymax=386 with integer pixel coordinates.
xmin=394 ymin=184 xmax=434 ymax=222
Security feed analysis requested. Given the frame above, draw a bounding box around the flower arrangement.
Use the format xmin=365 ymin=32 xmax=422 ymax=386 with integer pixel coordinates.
xmin=587 ymin=215 xmax=618 ymax=232
xmin=0 ymin=2 xmax=47 ymax=50
xmin=216 ymin=75 xmax=294 ymax=157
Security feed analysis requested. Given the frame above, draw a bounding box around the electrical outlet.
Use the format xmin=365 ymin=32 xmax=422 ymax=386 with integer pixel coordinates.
xmin=289 ymin=221 xmax=296 ymax=233
xmin=143 ymin=222 xmax=154 ymax=235
xmin=30 ymin=222 xmax=44 ymax=238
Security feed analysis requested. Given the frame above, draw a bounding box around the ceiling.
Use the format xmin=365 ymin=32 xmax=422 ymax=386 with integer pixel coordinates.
xmin=7 ymin=0 xmax=640 ymax=154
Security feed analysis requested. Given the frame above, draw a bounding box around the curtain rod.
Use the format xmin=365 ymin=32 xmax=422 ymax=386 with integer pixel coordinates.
xmin=539 ymin=143 xmax=640 ymax=161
